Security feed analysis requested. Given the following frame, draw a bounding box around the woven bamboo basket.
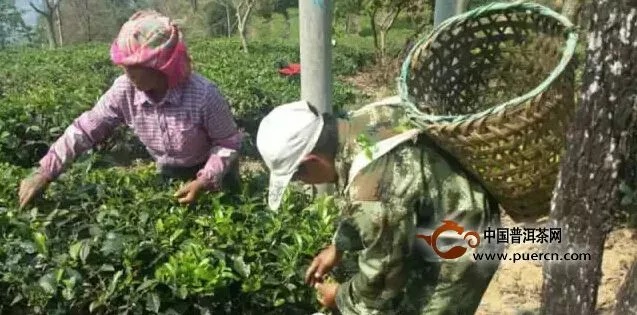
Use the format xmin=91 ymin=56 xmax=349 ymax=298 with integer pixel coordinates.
xmin=398 ymin=1 xmax=579 ymax=221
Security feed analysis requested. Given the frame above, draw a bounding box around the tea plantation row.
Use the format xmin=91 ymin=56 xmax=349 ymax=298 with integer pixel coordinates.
xmin=0 ymin=38 xmax=370 ymax=314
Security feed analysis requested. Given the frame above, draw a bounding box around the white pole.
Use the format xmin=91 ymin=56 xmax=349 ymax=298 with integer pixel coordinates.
xmin=299 ymin=0 xmax=334 ymax=196
xmin=434 ymin=0 xmax=469 ymax=27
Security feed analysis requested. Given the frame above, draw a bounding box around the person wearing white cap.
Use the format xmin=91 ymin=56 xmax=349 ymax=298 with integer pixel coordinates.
xmin=256 ymin=99 xmax=502 ymax=314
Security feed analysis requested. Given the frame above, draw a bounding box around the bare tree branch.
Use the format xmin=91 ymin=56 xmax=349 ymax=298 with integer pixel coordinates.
xmin=230 ymin=0 xmax=255 ymax=53
xmin=29 ymin=2 xmax=47 ymax=16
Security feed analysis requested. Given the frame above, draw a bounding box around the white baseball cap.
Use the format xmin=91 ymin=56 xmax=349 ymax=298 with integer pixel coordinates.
xmin=256 ymin=100 xmax=324 ymax=211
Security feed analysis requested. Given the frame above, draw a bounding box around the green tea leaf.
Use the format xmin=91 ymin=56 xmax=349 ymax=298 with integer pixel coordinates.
xmin=178 ymin=286 xmax=188 ymax=299
xmin=196 ymin=305 xmax=212 ymax=315
xmin=101 ymin=232 xmax=124 ymax=256
xmin=89 ymin=301 xmax=102 ymax=313
xmin=155 ymin=219 xmax=165 ymax=233
xmin=19 ymin=241 xmax=36 ymax=254
xmin=69 ymin=241 xmax=82 ymax=260
xmin=10 ymin=294 xmax=23 ymax=305
xmin=38 ymin=272 xmax=57 ymax=294
xmin=33 ymin=231 xmax=47 ymax=255
xmin=293 ymin=233 xmax=303 ymax=247
xmin=80 ymin=241 xmax=91 ymax=263
xmin=137 ymin=279 xmax=157 ymax=292
xmin=27 ymin=125 xmax=41 ymax=133
xmin=232 ymin=255 xmax=251 ymax=278
xmin=139 ymin=212 xmax=149 ymax=225
xmin=365 ymin=148 xmax=373 ymax=160
xmin=146 ymin=293 xmax=161 ymax=313
xmin=107 ymin=270 xmax=123 ymax=297
xmin=169 ymin=229 xmax=184 ymax=245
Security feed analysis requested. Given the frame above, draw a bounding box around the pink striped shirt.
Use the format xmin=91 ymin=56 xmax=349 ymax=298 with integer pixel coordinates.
xmin=38 ymin=73 xmax=243 ymax=190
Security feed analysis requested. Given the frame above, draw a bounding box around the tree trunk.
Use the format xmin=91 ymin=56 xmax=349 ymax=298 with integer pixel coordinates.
xmin=236 ymin=10 xmax=248 ymax=53
xmin=30 ymin=1 xmax=58 ymax=48
xmin=225 ymin=4 xmax=232 ymax=37
xmin=55 ymin=4 xmax=63 ymax=46
xmin=234 ymin=1 xmax=253 ymax=54
xmin=284 ymin=11 xmax=290 ymax=38
xmin=615 ymin=259 xmax=637 ymax=314
xmin=540 ymin=0 xmax=637 ymax=314
xmin=352 ymin=15 xmax=360 ymax=34
xmin=239 ymin=27 xmax=248 ymax=53
xmin=46 ymin=15 xmax=57 ymax=48
xmin=379 ymin=29 xmax=386 ymax=65
xmin=562 ymin=0 xmax=584 ymax=25
xmin=369 ymin=11 xmax=378 ymax=51
xmin=85 ymin=0 xmax=91 ymax=42
xmin=377 ymin=7 xmax=402 ymax=65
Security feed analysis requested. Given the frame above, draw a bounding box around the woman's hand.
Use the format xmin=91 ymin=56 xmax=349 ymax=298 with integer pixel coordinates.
xmin=305 ymin=244 xmax=343 ymax=287
xmin=18 ymin=172 xmax=50 ymax=209
xmin=174 ymin=179 xmax=207 ymax=204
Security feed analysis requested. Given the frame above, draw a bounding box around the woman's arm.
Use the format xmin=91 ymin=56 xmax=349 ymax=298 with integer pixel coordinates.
xmin=196 ymin=84 xmax=243 ymax=190
xmin=38 ymin=83 xmax=126 ymax=181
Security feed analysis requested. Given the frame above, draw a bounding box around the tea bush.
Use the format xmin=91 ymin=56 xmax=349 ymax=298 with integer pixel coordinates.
xmin=0 ymin=161 xmax=340 ymax=314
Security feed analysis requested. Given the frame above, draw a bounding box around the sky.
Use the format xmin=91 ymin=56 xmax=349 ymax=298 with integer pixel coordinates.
xmin=15 ymin=0 xmax=40 ymax=27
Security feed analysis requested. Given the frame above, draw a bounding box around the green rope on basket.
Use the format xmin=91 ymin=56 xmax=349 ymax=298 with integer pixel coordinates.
xmin=394 ymin=1 xmax=579 ymax=221
xmin=398 ymin=0 xmax=578 ymax=126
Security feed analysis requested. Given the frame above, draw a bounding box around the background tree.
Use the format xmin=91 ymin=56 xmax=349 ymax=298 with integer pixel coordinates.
xmin=273 ymin=0 xmax=295 ymax=38
xmin=254 ymin=0 xmax=295 ymax=38
xmin=334 ymin=0 xmax=364 ymax=34
xmin=0 ymin=0 xmax=33 ymax=49
xmin=206 ymin=0 xmax=237 ymax=38
xmin=404 ymin=0 xmax=430 ymax=34
xmin=55 ymin=0 xmax=147 ymax=45
xmin=540 ymin=0 xmax=637 ymax=314
xmin=69 ymin=0 xmax=91 ymax=42
xmin=230 ymin=0 xmax=255 ymax=53
xmin=55 ymin=0 xmax=63 ymax=45
xmin=365 ymin=0 xmax=410 ymax=63
xmin=30 ymin=0 xmax=62 ymax=48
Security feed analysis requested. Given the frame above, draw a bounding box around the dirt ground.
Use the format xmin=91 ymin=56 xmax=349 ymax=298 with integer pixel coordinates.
xmin=338 ymin=59 xmax=403 ymax=108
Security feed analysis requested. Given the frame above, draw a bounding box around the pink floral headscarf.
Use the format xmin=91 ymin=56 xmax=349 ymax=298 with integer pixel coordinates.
xmin=110 ymin=10 xmax=192 ymax=88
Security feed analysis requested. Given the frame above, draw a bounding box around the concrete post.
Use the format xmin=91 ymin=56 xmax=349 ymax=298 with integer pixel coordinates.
xmin=434 ymin=0 xmax=469 ymax=27
xmin=299 ymin=0 xmax=334 ymax=196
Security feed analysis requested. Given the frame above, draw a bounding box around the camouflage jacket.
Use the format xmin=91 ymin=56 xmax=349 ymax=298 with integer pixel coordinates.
xmin=330 ymin=98 xmax=500 ymax=314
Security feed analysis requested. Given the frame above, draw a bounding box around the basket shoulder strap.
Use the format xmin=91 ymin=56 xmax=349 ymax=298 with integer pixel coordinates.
xmin=345 ymin=129 xmax=422 ymax=193
xmin=352 ymin=95 xmax=403 ymax=112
